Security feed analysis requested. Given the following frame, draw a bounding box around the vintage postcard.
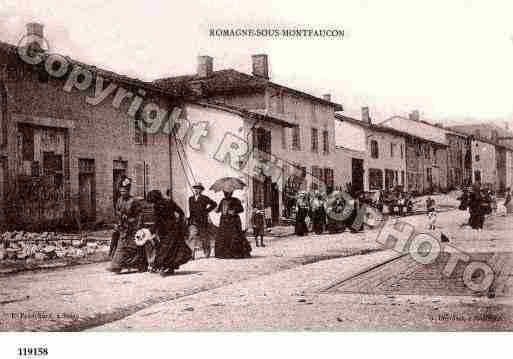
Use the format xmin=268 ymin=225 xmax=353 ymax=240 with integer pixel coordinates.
xmin=0 ymin=1 xmax=512 ymax=354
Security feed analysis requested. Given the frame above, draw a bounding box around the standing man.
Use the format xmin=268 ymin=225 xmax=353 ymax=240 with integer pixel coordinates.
xmin=188 ymin=183 xmax=217 ymax=259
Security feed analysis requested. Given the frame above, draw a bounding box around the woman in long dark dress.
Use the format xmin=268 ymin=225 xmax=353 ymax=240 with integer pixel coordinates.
xmin=147 ymin=190 xmax=192 ymax=276
xmin=109 ymin=178 xmax=146 ymax=273
xmin=469 ymin=185 xmax=485 ymax=230
xmin=294 ymin=194 xmax=310 ymax=236
xmin=215 ymin=191 xmax=251 ymax=259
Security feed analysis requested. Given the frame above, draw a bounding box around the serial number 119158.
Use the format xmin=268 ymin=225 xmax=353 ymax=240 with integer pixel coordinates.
xmin=18 ymin=347 xmax=48 ymax=356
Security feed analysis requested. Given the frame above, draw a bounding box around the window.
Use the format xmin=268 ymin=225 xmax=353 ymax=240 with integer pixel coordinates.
xmin=134 ymin=111 xmax=147 ymax=145
xmin=311 ymin=128 xmax=318 ymax=152
xmin=134 ymin=161 xmax=150 ymax=199
xmin=401 ymin=170 xmax=405 ymax=186
xmin=370 ymin=140 xmax=379 ymax=158
xmin=292 ymin=126 xmax=301 ymax=150
xmin=369 ymin=168 xmax=383 ymax=190
xmin=253 ymin=127 xmax=271 ymax=161
xmin=322 ymin=130 xmax=329 ymax=154
xmin=400 ymin=144 xmax=404 ymax=159
xmin=475 ymin=154 xmax=480 ymax=162
xmin=385 ymin=169 xmax=395 ymax=190
xmin=390 ymin=143 xmax=396 ymax=158
xmin=281 ymin=127 xmax=287 ymax=150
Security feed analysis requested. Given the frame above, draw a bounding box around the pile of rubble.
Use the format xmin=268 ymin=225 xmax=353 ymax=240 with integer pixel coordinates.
xmin=0 ymin=231 xmax=110 ymax=262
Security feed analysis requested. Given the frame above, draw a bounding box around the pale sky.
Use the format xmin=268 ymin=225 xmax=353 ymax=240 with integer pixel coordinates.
xmin=1 ymin=0 xmax=513 ymax=124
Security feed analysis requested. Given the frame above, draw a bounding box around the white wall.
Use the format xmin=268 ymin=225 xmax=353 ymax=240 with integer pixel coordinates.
xmin=471 ymin=139 xmax=497 ymax=187
xmin=171 ymin=104 xmax=249 ymax=229
xmin=335 ymin=120 xmax=366 ymax=152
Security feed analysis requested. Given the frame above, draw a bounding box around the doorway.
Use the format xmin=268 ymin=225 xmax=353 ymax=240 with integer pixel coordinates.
xmin=351 ymin=158 xmax=364 ymax=193
xmin=271 ymin=182 xmax=279 ymax=225
xmin=79 ymin=159 xmax=95 ymax=222
xmin=113 ymin=160 xmax=128 ymax=209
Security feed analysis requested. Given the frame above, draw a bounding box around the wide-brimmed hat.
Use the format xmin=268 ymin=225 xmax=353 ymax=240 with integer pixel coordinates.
xmin=192 ymin=182 xmax=205 ymax=190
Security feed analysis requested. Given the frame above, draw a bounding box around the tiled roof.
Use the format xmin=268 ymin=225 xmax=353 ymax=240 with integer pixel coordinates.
xmin=447 ymin=124 xmax=513 ymax=150
xmin=155 ymin=69 xmax=343 ymax=111
xmin=335 ymin=113 xmax=429 ymax=141
xmin=0 ymin=40 xmax=187 ymax=99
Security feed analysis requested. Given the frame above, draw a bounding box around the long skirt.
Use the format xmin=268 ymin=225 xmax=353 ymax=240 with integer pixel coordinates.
xmin=110 ymin=231 xmax=147 ymax=271
xmin=295 ymin=208 xmax=309 ymax=236
xmin=311 ymin=209 xmax=325 ymax=234
xmin=157 ymin=230 xmax=192 ymax=270
xmin=215 ymin=215 xmax=251 ymax=259
xmin=469 ymin=211 xmax=484 ymax=229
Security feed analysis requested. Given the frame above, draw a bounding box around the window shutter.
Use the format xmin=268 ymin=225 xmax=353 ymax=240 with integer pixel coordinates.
xmin=134 ymin=162 xmax=144 ymax=198
xmin=134 ymin=111 xmax=148 ymax=145
xmin=144 ymin=162 xmax=150 ymax=199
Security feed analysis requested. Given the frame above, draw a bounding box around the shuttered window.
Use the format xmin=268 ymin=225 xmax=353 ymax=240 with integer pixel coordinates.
xmin=322 ymin=130 xmax=329 ymax=154
xmin=134 ymin=163 xmax=144 ymax=198
xmin=253 ymin=127 xmax=271 ymax=161
xmin=134 ymin=111 xmax=148 ymax=145
xmin=371 ymin=140 xmax=379 ymax=158
xmin=311 ymin=128 xmax=318 ymax=152
xmin=292 ymin=126 xmax=301 ymax=150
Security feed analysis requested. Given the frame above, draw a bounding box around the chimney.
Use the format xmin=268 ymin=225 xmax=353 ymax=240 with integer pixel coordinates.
xmin=251 ymin=54 xmax=269 ymax=79
xmin=409 ymin=110 xmax=420 ymax=122
xmin=362 ymin=106 xmax=371 ymax=124
xmin=197 ymin=55 xmax=213 ymax=78
xmin=322 ymin=94 xmax=331 ymax=102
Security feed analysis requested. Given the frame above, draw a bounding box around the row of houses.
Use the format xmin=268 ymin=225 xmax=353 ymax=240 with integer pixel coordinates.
xmin=1 ymin=23 xmax=512 ymax=230
xmin=336 ymin=108 xmax=513 ymax=196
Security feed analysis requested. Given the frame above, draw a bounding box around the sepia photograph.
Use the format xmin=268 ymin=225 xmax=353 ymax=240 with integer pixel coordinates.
xmin=0 ymin=1 xmax=512 ymax=354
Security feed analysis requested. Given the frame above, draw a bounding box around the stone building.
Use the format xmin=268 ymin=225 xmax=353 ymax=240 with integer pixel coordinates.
xmin=0 ymin=24 xmax=187 ymax=228
xmin=334 ymin=108 xmax=407 ymax=193
xmin=380 ymin=112 xmax=449 ymax=194
xmin=449 ymin=123 xmax=513 ymax=191
xmin=155 ymin=55 xmax=343 ymax=219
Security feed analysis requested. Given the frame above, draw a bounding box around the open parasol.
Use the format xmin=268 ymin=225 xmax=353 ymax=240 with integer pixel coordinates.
xmin=210 ymin=177 xmax=246 ymax=193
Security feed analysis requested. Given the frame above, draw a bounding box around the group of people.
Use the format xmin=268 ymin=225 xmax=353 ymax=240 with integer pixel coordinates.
xmin=457 ymin=184 xmax=511 ymax=230
xmin=293 ymin=191 xmax=365 ymax=236
xmin=108 ymin=179 xmax=251 ymax=276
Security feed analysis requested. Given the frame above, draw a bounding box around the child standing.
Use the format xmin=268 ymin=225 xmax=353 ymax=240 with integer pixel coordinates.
xmin=426 ymin=196 xmax=436 ymax=230
xmin=252 ymin=204 xmax=266 ymax=247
